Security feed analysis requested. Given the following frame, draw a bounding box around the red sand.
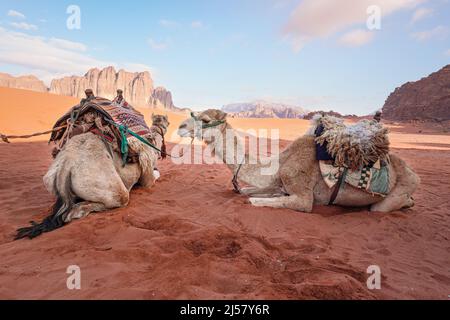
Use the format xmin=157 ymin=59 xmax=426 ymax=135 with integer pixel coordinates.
xmin=0 ymin=88 xmax=449 ymax=299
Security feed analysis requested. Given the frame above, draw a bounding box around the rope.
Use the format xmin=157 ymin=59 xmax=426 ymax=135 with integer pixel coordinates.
xmin=0 ymin=125 xmax=67 ymax=144
xmin=104 ymin=118 xmax=180 ymax=166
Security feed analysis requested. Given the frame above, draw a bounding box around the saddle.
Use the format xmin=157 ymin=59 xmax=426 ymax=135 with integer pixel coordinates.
xmin=49 ymin=97 xmax=152 ymax=163
xmin=313 ymin=115 xmax=390 ymax=170
xmin=312 ymin=115 xmax=391 ymax=201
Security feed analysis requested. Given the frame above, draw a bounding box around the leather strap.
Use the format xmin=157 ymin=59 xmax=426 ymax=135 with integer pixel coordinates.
xmin=329 ymin=167 xmax=348 ymax=205
xmin=232 ymin=163 xmax=243 ymax=193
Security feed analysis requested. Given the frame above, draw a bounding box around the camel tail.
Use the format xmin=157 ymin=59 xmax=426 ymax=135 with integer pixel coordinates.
xmin=15 ymin=161 xmax=75 ymax=240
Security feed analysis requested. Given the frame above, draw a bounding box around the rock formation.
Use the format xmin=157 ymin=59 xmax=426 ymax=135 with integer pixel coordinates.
xmin=382 ymin=65 xmax=450 ymax=121
xmin=0 ymin=73 xmax=47 ymax=92
xmin=222 ymin=101 xmax=308 ymax=119
xmin=50 ymin=66 xmax=154 ymax=107
xmin=149 ymin=87 xmax=177 ymax=110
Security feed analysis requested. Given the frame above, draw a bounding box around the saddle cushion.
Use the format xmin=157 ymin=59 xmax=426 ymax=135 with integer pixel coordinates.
xmin=319 ymin=160 xmax=390 ymax=196
xmin=313 ymin=115 xmax=390 ymax=170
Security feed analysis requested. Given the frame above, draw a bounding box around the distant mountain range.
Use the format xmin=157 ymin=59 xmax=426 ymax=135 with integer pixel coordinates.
xmin=3 ymin=64 xmax=449 ymax=121
xmin=0 ymin=66 xmax=179 ymax=110
xmin=222 ymin=101 xmax=309 ymax=119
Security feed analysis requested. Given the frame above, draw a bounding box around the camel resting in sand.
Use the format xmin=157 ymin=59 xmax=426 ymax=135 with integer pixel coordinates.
xmin=177 ymin=109 xmax=419 ymax=213
xmin=16 ymin=114 xmax=170 ymax=239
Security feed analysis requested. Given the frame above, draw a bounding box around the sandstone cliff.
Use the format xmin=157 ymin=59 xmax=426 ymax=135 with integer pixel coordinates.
xmin=0 ymin=73 xmax=47 ymax=92
xmin=149 ymin=87 xmax=177 ymax=110
xmin=382 ymin=65 xmax=450 ymax=121
xmin=49 ymin=66 xmax=154 ymax=107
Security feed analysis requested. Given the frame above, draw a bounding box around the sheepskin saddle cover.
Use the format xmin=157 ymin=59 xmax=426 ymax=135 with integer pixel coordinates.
xmin=313 ymin=115 xmax=390 ymax=170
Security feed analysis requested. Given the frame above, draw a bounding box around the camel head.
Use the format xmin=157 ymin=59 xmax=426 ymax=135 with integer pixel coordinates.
xmin=151 ymin=114 xmax=170 ymax=132
xmin=178 ymin=109 xmax=227 ymax=141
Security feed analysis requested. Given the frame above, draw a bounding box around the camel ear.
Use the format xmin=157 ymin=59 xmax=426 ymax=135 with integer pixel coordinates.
xmin=217 ymin=110 xmax=227 ymax=121
xmin=199 ymin=113 xmax=212 ymax=122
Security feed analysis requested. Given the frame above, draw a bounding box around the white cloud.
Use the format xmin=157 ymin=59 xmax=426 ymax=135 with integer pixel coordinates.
xmin=411 ymin=25 xmax=449 ymax=41
xmin=148 ymin=38 xmax=169 ymax=50
xmin=0 ymin=27 xmax=112 ymax=84
xmin=159 ymin=19 xmax=179 ymax=28
xmin=48 ymin=38 xmax=87 ymax=52
xmin=7 ymin=10 xmax=25 ymax=19
xmin=191 ymin=21 xmax=203 ymax=29
xmin=0 ymin=27 xmax=155 ymax=86
xmin=411 ymin=7 xmax=433 ymax=23
xmin=10 ymin=22 xmax=38 ymax=31
xmin=338 ymin=29 xmax=375 ymax=47
xmin=445 ymin=49 xmax=450 ymax=56
xmin=283 ymin=0 xmax=426 ymax=52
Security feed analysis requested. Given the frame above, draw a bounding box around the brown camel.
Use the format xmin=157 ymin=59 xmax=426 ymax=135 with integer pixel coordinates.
xmin=177 ymin=109 xmax=419 ymax=213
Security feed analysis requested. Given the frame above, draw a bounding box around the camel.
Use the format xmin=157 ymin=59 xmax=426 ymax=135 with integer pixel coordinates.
xmin=15 ymin=114 xmax=170 ymax=239
xmin=177 ymin=109 xmax=419 ymax=213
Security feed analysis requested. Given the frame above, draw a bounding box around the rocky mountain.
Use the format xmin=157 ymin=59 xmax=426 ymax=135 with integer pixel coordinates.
xmin=49 ymin=66 xmax=154 ymax=107
xmin=382 ymin=65 xmax=450 ymax=121
xmin=0 ymin=72 xmax=48 ymax=92
xmin=149 ymin=87 xmax=177 ymax=110
xmin=0 ymin=66 xmax=179 ymax=110
xmin=222 ymin=101 xmax=308 ymax=119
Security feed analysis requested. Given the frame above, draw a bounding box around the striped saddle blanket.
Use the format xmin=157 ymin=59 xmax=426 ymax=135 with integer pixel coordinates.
xmin=319 ymin=160 xmax=390 ymax=196
xmin=50 ymin=97 xmax=151 ymax=144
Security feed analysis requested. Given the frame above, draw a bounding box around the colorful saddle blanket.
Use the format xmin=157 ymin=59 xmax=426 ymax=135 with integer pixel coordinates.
xmin=319 ymin=160 xmax=390 ymax=196
xmin=50 ymin=97 xmax=151 ymax=143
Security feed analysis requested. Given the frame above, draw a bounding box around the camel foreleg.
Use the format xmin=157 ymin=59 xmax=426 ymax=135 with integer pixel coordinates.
xmin=249 ymin=194 xmax=314 ymax=212
xmin=240 ymin=186 xmax=286 ymax=198
xmin=138 ymin=167 xmax=156 ymax=188
xmin=65 ymin=202 xmax=108 ymax=222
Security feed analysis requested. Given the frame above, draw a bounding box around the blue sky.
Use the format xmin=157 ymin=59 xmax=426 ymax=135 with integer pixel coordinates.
xmin=0 ymin=0 xmax=449 ymax=114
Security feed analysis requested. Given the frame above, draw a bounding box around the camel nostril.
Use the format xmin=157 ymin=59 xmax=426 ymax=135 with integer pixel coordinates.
xmin=179 ymin=124 xmax=187 ymax=129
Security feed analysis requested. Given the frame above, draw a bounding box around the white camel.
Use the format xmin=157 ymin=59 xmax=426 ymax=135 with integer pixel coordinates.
xmin=16 ymin=114 xmax=169 ymax=239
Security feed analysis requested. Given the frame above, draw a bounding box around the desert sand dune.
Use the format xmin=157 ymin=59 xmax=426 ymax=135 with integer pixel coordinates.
xmin=0 ymin=88 xmax=449 ymax=299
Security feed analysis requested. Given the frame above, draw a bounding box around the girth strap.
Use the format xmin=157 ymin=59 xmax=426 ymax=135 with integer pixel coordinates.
xmin=329 ymin=167 xmax=348 ymax=205
xmin=232 ymin=163 xmax=243 ymax=193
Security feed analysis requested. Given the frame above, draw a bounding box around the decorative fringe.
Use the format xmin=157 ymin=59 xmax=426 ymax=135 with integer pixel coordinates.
xmin=312 ymin=115 xmax=390 ymax=170
xmin=127 ymin=136 xmax=156 ymax=174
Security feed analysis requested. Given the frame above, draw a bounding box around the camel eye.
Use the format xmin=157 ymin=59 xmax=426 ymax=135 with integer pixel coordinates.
xmin=202 ymin=118 xmax=211 ymax=123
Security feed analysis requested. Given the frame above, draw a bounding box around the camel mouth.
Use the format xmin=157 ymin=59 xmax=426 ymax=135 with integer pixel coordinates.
xmin=177 ymin=128 xmax=193 ymax=138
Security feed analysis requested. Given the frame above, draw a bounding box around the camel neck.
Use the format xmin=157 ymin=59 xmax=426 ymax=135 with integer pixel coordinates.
xmin=205 ymin=123 xmax=248 ymax=174
xmin=150 ymin=125 xmax=166 ymax=149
